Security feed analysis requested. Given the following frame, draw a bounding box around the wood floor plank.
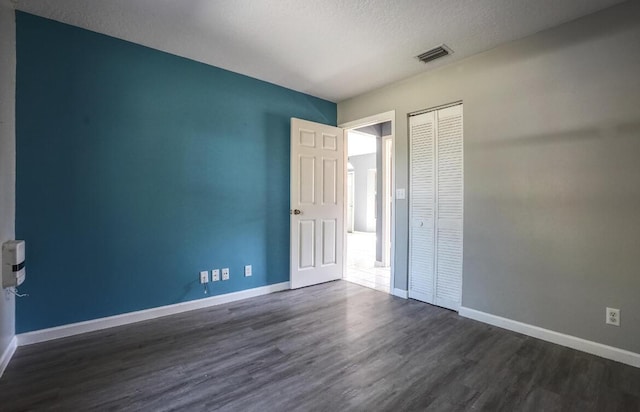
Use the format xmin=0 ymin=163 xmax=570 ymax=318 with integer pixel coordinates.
xmin=1 ymin=280 xmax=639 ymax=411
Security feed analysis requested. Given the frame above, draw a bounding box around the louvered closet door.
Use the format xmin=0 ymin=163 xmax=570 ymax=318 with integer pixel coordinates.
xmin=409 ymin=111 xmax=436 ymax=304
xmin=435 ymin=105 xmax=463 ymax=311
xmin=409 ymin=104 xmax=463 ymax=311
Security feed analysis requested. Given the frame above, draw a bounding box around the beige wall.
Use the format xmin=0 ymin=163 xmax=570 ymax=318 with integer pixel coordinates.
xmin=0 ymin=3 xmax=16 ymax=356
xmin=338 ymin=2 xmax=640 ymax=353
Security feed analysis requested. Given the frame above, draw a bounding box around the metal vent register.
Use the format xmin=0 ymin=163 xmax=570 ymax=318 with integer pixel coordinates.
xmin=417 ymin=45 xmax=452 ymax=63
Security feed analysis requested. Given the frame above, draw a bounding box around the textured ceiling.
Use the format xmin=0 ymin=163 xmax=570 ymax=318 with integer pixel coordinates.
xmin=12 ymin=0 xmax=625 ymax=102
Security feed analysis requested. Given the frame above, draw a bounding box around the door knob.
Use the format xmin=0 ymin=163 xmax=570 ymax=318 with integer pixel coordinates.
xmin=290 ymin=209 xmax=302 ymax=215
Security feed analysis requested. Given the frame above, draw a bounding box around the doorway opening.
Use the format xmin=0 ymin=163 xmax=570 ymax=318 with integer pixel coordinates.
xmin=340 ymin=112 xmax=395 ymax=294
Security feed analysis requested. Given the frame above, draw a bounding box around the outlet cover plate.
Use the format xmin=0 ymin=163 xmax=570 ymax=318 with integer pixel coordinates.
xmin=222 ymin=268 xmax=230 ymax=281
xmin=212 ymin=269 xmax=220 ymax=282
xmin=199 ymin=271 xmax=209 ymax=284
xmin=245 ymin=265 xmax=252 ymax=277
xmin=606 ymin=307 xmax=620 ymax=326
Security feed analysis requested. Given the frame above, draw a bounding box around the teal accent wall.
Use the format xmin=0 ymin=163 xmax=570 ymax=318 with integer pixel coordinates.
xmin=15 ymin=12 xmax=336 ymax=333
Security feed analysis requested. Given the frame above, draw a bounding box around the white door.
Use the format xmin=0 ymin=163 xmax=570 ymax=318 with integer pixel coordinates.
xmin=409 ymin=104 xmax=463 ymax=311
xmin=409 ymin=111 xmax=436 ymax=304
xmin=290 ymin=118 xmax=345 ymax=289
xmin=434 ymin=105 xmax=463 ymax=310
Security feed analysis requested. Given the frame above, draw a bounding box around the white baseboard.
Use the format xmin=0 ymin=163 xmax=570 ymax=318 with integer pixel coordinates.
xmin=392 ymin=288 xmax=408 ymax=299
xmin=0 ymin=336 xmax=17 ymax=378
xmin=18 ymin=282 xmax=290 ymax=346
xmin=459 ymin=306 xmax=640 ymax=368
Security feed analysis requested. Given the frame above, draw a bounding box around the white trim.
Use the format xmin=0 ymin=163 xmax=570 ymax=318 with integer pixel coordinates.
xmin=340 ymin=110 xmax=396 ymax=294
xmin=18 ymin=282 xmax=290 ymax=346
xmin=392 ymin=288 xmax=408 ymax=299
xmin=388 ymin=117 xmax=396 ymax=293
xmin=381 ymin=135 xmax=392 ymax=268
xmin=459 ymin=306 xmax=640 ymax=368
xmin=339 ymin=110 xmax=395 ymax=130
xmin=0 ymin=336 xmax=17 ymax=378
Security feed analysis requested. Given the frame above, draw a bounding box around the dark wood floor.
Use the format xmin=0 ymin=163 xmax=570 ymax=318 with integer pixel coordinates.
xmin=1 ymin=281 xmax=639 ymax=411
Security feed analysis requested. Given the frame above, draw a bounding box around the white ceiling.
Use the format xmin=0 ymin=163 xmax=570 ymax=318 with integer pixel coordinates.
xmin=13 ymin=0 xmax=625 ymax=102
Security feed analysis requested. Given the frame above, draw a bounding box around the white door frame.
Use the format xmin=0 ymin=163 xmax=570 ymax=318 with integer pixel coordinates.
xmin=339 ymin=110 xmax=396 ymax=293
xmin=382 ymin=135 xmax=392 ymax=267
xmin=347 ymin=170 xmax=355 ymax=233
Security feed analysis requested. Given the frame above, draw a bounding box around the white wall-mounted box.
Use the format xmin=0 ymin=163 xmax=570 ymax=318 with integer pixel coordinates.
xmin=2 ymin=240 xmax=26 ymax=288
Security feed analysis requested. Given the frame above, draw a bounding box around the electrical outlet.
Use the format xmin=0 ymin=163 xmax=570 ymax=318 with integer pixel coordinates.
xmin=212 ymin=269 xmax=220 ymax=282
xmin=244 ymin=265 xmax=252 ymax=277
xmin=199 ymin=271 xmax=209 ymax=284
xmin=606 ymin=307 xmax=620 ymax=326
xmin=221 ymin=268 xmax=230 ymax=281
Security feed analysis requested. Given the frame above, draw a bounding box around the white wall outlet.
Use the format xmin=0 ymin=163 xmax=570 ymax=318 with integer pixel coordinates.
xmin=244 ymin=265 xmax=252 ymax=277
xmin=221 ymin=268 xmax=230 ymax=281
xmin=606 ymin=307 xmax=620 ymax=326
xmin=199 ymin=271 xmax=209 ymax=284
xmin=212 ymin=269 xmax=220 ymax=282
xmin=396 ymin=188 xmax=406 ymax=200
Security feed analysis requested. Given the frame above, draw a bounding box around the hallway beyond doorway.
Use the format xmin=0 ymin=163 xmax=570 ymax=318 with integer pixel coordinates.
xmin=345 ymin=231 xmax=390 ymax=293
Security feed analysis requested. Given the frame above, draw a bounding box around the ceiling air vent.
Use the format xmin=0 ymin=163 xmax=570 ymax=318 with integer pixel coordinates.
xmin=416 ymin=44 xmax=452 ymax=64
